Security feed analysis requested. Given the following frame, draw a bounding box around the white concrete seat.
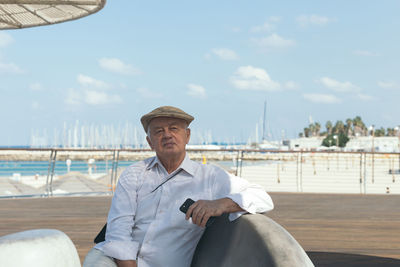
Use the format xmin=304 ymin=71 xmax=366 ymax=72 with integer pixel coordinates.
xmin=84 ymin=214 xmax=314 ymax=267
xmin=191 ymin=213 xmax=314 ymax=267
xmin=0 ymin=229 xmax=80 ymax=267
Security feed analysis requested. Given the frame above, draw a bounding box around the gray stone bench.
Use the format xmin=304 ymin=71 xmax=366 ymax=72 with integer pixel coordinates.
xmin=84 ymin=213 xmax=314 ymax=267
xmin=191 ymin=213 xmax=314 ymax=267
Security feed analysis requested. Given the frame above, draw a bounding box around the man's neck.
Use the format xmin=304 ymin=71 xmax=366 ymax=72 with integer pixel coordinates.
xmin=158 ymin=152 xmax=186 ymax=174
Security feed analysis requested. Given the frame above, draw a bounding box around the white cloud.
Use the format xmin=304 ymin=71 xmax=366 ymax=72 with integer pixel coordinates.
xmin=65 ymin=87 xmax=122 ymax=106
xmin=211 ymin=48 xmax=238 ymax=60
xmin=77 ymin=74 xmax=109 ymax=89
xmin=251 ymin=16 xmax=280 ymax=33
xmin=251 ymin=33 xmax=295 ymax=50
xmin=136 ymin=87 xmax=163 ymax=98
xmin=231 ymin=27 xmax=241 ymax=33
xmin=284 ymin=81 xmax=299 ymax=90
xmin=187 ymin=83 xmax=206 ymax=99
xmin=356 ymin=93 xmax=373 ymax=101
xmin=0 ymin=32 xmax=14 ymax=47
xmin=29 ymin=83 xmax=43 ymax=91
xmin=353 ymin=50 xmax=379 ymax=57
xmin=31 ymin=101 xmax=41 ymax=110
xmin=230 ymin=66 xmax=281 ymax=91
xmin=0 ymin=62 xmax=23 ymax=74
xmin=318 ymin=77 xmax=361 ymax=93
xmin=296 ymin=15 xmax=331 ymax=27
xmin=303 ymin=93 xmax=341 ymax=104
xmin=84 ymin=90 xmax=122 ymax=105
xmin=99 ymin=57 xmax=141 ymax=75
xmin=65 ymin=88 xmax=81 ymax=105
xmin=378 ymin=81 xmax=398 ymax=89
xmin=251 ymin=22 xmax=275 ymax=33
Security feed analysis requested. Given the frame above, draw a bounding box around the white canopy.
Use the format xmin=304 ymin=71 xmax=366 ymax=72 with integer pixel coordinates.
xmin=0 ymin=0 xmax=105 ymax=29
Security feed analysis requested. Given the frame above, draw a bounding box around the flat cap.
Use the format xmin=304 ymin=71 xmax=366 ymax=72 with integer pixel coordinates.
xmin=140 ymin=106 xmax=194 ymax=132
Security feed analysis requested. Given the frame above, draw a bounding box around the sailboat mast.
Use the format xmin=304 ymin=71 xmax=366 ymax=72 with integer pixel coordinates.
xmin=262 ymin=101 xmax=267 ymax=141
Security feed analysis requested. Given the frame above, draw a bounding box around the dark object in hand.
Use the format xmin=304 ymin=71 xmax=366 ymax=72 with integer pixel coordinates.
xmin=179 ymin=198 xmax=216 ymax=227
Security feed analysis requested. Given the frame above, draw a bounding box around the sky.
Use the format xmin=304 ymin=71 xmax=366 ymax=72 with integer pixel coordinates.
xmin=1 ymin=0 xmax=400 ymax=146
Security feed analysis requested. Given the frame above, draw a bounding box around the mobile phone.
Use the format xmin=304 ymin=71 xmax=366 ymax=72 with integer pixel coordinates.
xmin=179 ymin=198 xmax=216 ymax=227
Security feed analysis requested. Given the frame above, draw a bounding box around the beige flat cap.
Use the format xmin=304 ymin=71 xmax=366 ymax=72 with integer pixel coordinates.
xmin=140 ymin=106 xmax=194 ymax=131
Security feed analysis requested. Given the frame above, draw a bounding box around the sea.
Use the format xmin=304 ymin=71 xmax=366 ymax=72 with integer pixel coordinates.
xmin=0 ymin=160 xmax=135 ymax=177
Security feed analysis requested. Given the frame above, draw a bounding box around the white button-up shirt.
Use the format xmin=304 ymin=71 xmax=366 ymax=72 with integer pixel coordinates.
xmin=95 ymin=155 xmax=273 ymax=267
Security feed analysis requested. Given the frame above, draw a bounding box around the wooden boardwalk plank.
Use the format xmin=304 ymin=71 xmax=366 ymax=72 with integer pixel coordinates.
xmin=0 ymin=193 xmax=399 ymax=266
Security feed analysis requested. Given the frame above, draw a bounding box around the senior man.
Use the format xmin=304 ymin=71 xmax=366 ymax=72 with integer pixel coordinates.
xmin=92 ymin=106 xmax=274 ymax=267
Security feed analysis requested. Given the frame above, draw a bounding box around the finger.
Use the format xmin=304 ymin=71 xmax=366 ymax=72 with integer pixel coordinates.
xmin=186 ymin=202 xmax=197 ymax=220
xmin=200 ymin=214 xmax=210 ymax=228
xmin=192 ymin=206 xmax=203 ymax=225
xmin=195 ymin=209 xmax=207 ymax=226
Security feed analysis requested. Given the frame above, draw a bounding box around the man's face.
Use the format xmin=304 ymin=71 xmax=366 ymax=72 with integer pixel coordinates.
xmin=146 ymin=117 xmax=191 ymax=160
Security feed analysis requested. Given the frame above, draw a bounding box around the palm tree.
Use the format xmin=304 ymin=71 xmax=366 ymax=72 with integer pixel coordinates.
xmin=345 ymin=118 xmax=353 ymax=136
xmin=334 ymin=120 xmax=345 ymax=134
xmin=304 ymin=127 xmax=311 ymax=137
xmin=353 ymin=116 xmax=367 ymax=136
xmin=315 ymin=122 xmax=321 ymax=136
xmin=325 ymin=121 xmax=333 ymax=135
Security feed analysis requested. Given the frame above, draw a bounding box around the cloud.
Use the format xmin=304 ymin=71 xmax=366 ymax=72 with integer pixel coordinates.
xmin=284 ymin=81 xmax=299 ymax=90
xmin=303 ymin=93 xmax=341 ymax=104
xmin=0 ymin=32 xmax=14 ymax=47
xmin=251 ymin=33 xmax=295 ymax=50
xmin=230 ymin=66 xmax=281 ymax=91
xmin=65 ymin=87 xmax=122 ymax=106
xmin=356 ymin=93 xmax=373 ymax=101
xmin=65 ymin=88 xmax=81 ymax=105
xmin=29 ymin=82 xmax=44 ymax=91
xmin=210 ymin=48 xmax=238 ymax=60
xmin=378 ymin=81 xmax=398 ymax=89
xmin=77 ymin=74 xmax=109 ymax=89
xmin=136 ymin=87 xmax=163 ymax=98
xmin=318 ymin=77 xmax=361 ymax=93
xmin=0 ymin=62 xmax=24 ymax=74
xmin=99 ymin=57 xmax=141 ymax=75
xmin=296 ymin=15 xmax=332 ymax=27
xmin=31 ymin=101 xmax=41 ymax=110
xmin=251 ymin=22 xmax=275 ymax=33
xmin=353 ymin=50 xmax=379 ymax=57
xmin=251 ymin=16 xmax=280 ymax=33
xmin=187 ymin=83 xmax=206 ymax=98
xmin=84 ymin=90 xmax=122 ymax=105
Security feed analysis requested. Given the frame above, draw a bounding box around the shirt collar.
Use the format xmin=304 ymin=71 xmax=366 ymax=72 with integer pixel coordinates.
xmin=146 ymin=154 xmax=196 ymax=177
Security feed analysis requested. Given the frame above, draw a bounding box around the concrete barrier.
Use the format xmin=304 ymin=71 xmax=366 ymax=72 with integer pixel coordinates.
xmin=0 ymin=229 xmax=80 ymax=267
xmin=191 ymin=213 xmax=314 ymax=267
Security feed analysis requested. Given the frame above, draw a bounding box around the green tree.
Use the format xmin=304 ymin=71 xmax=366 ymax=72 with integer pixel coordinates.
xmin=375 ymin=127 xmax=385 ymax=137
xmin=315 ymin=122 xmax=321 ymax=136
xmin=325 ymin=120 xmax=333 ymax=135
xmin=304 ymin=127 xmax=311 ymax=137
xmin=322 ymin=133 xmax=349 ymax=147
xmin=333 ymin=120 xmax=345 ymax=134
xmin=353 ymin=116 xmax=367 ymax=136
xmin=345 ymin=118 xmax=353 ymax=136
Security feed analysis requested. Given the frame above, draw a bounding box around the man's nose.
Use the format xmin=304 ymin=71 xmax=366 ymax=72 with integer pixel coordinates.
xmin=162 ymin=128 xmax=172 ymax=138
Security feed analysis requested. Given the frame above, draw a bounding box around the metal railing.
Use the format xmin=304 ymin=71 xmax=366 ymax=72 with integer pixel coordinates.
xmin=0 ymin=148 xmax=399 ymax=198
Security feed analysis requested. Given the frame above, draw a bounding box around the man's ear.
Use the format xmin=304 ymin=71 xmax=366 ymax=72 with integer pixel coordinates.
xmin=186 ymin=128 xmax=191 ymax=144
xmin=146 ymin=136 xmax=154 ymax=149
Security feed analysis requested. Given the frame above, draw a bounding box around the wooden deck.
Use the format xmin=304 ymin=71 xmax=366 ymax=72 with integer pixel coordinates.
xmin=1 ymin=193 xmax=399 ymax=266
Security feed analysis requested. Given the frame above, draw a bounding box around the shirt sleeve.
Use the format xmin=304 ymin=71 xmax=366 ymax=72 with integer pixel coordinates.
xmin=211 ymin=166 xmax=274 ymax=221
xmin=96 ymin=167 xmax=141 ymax=260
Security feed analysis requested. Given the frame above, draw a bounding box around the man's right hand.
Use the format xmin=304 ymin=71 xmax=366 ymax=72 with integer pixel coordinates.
xmin=115 ymin=259 xmax=137 ymax=267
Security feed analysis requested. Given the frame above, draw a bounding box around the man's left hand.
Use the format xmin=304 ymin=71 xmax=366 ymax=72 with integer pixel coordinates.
xmin=185 ymin=198 xmax=243 ymax=228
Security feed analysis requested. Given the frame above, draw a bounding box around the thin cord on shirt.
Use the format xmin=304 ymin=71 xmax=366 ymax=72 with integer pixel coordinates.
xmin=150 ymin=168 xmax=184 ymax=193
